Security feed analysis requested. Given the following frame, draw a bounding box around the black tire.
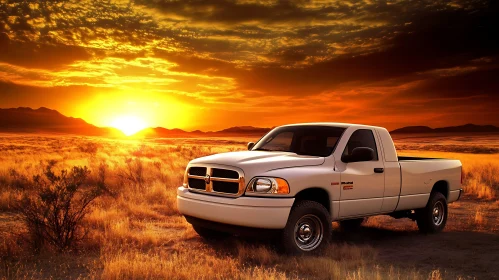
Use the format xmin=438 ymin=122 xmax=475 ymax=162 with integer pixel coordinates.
xmin=281 ymin=200 xmax=332 ymax=254
xmin=339 ymin=218 xmax=366 ymax=231
xmin=192 ymin=225 xmax=230 ymax=240
xmin=416 ymin=192 xmax=448 ymax=234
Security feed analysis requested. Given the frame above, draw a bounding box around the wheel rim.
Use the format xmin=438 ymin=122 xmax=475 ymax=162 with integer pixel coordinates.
xmin=294 ymin=214 xmax=323 ymax=251
xmin=432 ymin=201 xmax=445 ymax=226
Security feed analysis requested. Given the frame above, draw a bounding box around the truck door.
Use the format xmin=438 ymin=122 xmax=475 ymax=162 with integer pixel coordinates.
xmin=339 ymin=129 xmax=385 ymax=218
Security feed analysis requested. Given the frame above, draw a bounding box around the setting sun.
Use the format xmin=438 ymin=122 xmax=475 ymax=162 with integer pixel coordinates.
xmin=111 ymin=115 xmax=148 ymax=136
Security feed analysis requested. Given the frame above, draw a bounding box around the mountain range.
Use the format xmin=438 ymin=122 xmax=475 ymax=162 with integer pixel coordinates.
xmin=133 ymin=126 xmax=272 ymax=138
xmin=0 ymin=107 xmax=124 ymax=137
xmin=389 ymin=124 xmax=499 ymax=134
xmin=1 ymin=107 xmax=498 ymax=137
xmin=0 ymin=107 xmax=271 ymax=137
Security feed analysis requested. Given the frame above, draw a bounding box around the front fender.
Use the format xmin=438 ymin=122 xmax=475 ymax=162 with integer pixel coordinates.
xmin=248 ymin=165 xmax=341 ymax=205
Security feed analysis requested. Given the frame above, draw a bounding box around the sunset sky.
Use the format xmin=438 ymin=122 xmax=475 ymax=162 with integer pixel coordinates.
xmin=0 ymin=0 xmax=498 ymax=131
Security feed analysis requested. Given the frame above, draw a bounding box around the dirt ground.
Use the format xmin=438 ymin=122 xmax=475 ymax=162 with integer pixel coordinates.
xmin=334 ymin=196 xmax=499 ymax=279
xmin=186 ymin=196 xmax=499 ymax=279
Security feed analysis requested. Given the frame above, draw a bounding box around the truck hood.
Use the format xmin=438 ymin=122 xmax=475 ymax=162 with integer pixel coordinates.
xmin=190 ymin=151 xmax=325 ymax=176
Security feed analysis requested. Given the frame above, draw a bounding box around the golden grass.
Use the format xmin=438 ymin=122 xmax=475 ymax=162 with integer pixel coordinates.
xmin=474 ymin=208 xmax=485 ymax=227
xmin=96 ymin=242 xmax=446 ymax=280
xmin=0 ymin=133 xmax=497 ymax=279
xmin=98 ymin=248 xmax=289 ymax=280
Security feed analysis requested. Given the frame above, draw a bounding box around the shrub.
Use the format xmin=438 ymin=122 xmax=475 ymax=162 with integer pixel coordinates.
xmin=16 ymin=165 xmax=105 ymax=252
xmin=463 ymin=163 xmax=499 ymax=199
xmin=78 ymin=141 xmax=101 ymax=156
xmin=8 ymin=168 xmax=30 ymax=190
xmin=118 ymin=157 xmax=145 ymax=189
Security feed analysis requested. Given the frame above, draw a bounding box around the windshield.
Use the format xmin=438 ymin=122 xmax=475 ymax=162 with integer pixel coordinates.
xmin=252 ymin=125 xmax=345 ymax=157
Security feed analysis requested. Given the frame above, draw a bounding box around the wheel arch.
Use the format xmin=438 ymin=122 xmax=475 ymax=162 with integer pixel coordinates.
xmin=293 ymin=187 xmax=331 ymax=215
xmin=431 ymin=180 xmax=449 ymax=200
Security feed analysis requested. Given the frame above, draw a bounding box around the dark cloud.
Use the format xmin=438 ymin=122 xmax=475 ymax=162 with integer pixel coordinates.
xmin=231 ymin=0 xmax=499 ymax=95
xmin=0 ymin=33 xmax=91 ymax=69
xmin=0 ymin=0 xmax=498 ymax=129
xmin=402 ymin=67 xmax=499 ymax=100
xmin=134 ymin=0 xmax=349 ymax=24
xmin=143 ymin=0 xmax=499 ymax=98
xmin=0 ymin=80 xmax=115 ymax=109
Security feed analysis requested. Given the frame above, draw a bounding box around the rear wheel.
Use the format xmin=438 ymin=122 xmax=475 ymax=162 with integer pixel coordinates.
xmin=281 ymin=200 xmax=332 ymax=254
xmin=416 ymin=192 xmax=448 ymax=233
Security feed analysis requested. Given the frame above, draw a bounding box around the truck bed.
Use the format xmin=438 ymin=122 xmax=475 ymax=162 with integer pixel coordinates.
xmin=396 ymin=158 xmax=462 ymax=211
xmin=398 ymin=156 xmax=445 ymax=161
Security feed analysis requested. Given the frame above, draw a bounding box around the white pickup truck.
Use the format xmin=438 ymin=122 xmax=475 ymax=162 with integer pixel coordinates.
xmin=177 ymin=123 xmax=462 ymax=253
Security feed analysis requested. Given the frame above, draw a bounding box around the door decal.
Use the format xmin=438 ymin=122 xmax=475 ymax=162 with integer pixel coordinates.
xmin=341 ymin=181 xmax=354 ymax=190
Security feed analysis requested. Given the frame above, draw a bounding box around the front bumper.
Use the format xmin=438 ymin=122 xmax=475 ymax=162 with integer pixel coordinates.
xmin=177 ymin=187 xmax=294 ymax=229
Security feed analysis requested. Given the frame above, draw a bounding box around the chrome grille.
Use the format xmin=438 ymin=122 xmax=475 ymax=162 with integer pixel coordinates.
xmin=187 ymin=166 xmax=244 ymax=196
xmin=212 ymin=181 xmax=239 ymax=193
xmin=189 ymin=167 xmax=207 ymax=176
xmin=212 ymin=168 xmax=239 ymax=179
xmin=187 ymin=178 xmax=205 ymax=190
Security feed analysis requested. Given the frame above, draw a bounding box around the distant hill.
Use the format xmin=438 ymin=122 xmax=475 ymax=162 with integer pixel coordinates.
xmin=391 ymin=124 xmax=499 ymax=134
xmin=217 ymin=126 xmax=271 ymax=135
xmin=0 ymin=107 xmax=124 ymax=137
xmin=134 ymin=125 xmax=271 ymax=138
xmin=390 ymin=126 xmax=434 ymax=134
xmin=134 ymin=127 xmax=201 ymax=138
xmin=0 ymin=107 xmax=272 ymax=138
xmin=15 ymin=107 xmax=499 ymax=138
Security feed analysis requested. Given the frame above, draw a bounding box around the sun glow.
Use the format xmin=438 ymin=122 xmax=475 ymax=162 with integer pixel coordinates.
xmin=111 ymin=115 xmax=148 ymax=136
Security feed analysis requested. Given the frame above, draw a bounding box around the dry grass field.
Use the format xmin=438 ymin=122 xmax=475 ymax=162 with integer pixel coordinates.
xmin=0 ymin=133 xmax=498 ymax=279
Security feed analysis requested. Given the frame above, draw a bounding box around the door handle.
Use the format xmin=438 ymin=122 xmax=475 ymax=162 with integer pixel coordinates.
xmin=374 ymin=168 xmax=384 ymax=173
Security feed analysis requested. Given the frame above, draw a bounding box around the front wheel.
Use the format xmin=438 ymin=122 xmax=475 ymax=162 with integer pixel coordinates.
xmin=281 ymin=200 xmax=332 ymax=254
xmin=416 ymin=192 xmax=448 ymax=233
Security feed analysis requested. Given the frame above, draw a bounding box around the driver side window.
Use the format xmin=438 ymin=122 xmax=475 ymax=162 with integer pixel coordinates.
xmin=342 ymin=129 xmax=379 ymax=161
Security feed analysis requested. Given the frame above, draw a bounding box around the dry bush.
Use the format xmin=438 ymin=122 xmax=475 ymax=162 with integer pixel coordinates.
xmin=0 ymin=189 xmax=22 ymax=211
xmin=474 ymin=209 xmax=485 ymax=227
xmin=77 ymin=141 xmax=101 ymax=156
xmin=462 ymin=163 xmax=499 ymax=199
xmin=7 ymin=169 xmax=30 ymax=190
xmin=16 ymin=165 xmax=105 ymax=252
xmin=117 ymin=157 xmax=145 ymax=190
xmin=467 ymin=204 xmax=496 ymax=231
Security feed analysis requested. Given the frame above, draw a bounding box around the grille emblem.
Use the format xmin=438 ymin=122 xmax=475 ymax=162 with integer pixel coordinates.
xmin=204 ymin=174 xmax=211 ymax=184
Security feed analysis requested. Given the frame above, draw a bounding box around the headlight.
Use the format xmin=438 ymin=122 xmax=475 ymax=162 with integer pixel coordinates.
xmin=246 ymin=177 xmax=290 ymax=194
xmin=254 ymin=178 xmax=272 ymax=192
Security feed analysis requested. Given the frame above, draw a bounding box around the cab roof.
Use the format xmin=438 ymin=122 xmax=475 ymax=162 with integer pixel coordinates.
xmin=279 ymin=122 xmax=386 ymax=130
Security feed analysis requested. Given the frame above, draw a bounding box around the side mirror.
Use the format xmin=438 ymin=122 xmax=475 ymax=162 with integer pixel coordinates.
xmin=342 ymin=147 xmax=374 ymax=163
xmin=247 ymin=142 xmax=255 ymax=151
